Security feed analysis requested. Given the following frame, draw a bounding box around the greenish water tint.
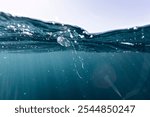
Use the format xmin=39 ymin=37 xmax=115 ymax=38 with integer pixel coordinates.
xmin=0 ymin=12 xmax=150 ymax=99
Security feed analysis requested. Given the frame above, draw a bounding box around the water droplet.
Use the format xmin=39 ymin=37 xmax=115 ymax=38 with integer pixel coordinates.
xmin=70 ymin=33 xmax=73 ymax=38
xmin=47 ymin=32 xmax=52 ymax=36
xmin=17 ymin=24 xmax=21 ymax=27
xmin=133 ymin=26 xmax=138 ymax=30
xmin=67 ymin=29 xmax=71 ymax=32
xmin=90 ymin=35 xmax=93 ymax=38
xmin=22 ymin=25 xmax=26 ymax=28
xmin=79 ymin=34 xmax=84 ymax=38
xmin=74 ymin=40 xmax=77 ymax=44
xmin=7 ymin=25 xmax=17 ymax=31
xmin=82 ymin=30 xmax=88 ymax=34
xmin=52 ymin=21 xmax=55 ymax=24
xmin=22 ymin=31 xmax=33 ymax=36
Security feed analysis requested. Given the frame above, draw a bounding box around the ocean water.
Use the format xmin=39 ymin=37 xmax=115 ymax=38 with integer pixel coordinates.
xmin=0 ymin=12 xmax=150 ymax=100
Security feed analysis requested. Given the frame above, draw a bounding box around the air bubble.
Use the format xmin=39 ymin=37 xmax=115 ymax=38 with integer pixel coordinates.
xmin=57 ymin=36 xmax=71 ymax=47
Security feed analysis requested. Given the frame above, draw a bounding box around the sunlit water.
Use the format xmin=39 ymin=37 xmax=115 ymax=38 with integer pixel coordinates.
xmin=0 ymin=12 xmax=150 ymax=99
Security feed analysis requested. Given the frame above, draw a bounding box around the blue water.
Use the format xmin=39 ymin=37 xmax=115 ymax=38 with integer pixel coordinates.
xmin=0 ymin=12 xmax=150 ymax=100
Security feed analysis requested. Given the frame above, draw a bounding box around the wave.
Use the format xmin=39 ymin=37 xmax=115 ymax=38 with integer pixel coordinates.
xmin=0 ymin=12 xmax=150 ymax=53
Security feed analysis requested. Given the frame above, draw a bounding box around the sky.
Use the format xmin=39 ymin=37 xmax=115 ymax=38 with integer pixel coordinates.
xmin=0 ymin=0 xmax=150 ymax=33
